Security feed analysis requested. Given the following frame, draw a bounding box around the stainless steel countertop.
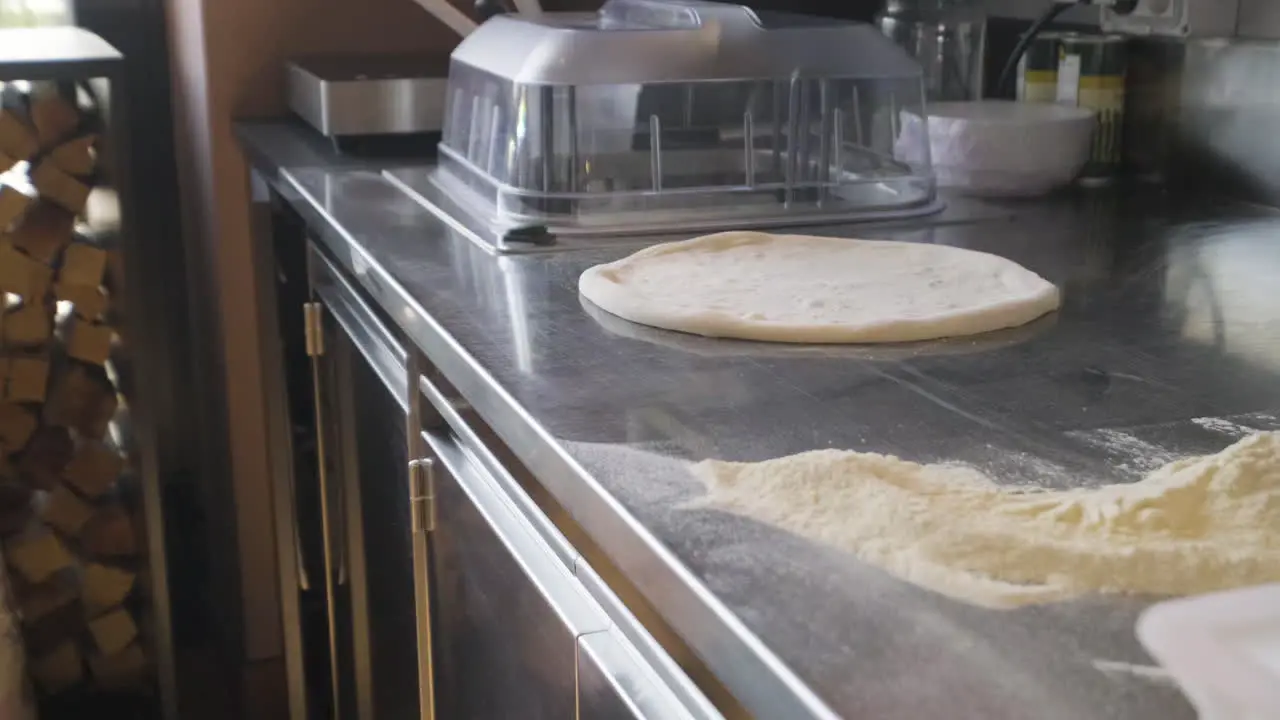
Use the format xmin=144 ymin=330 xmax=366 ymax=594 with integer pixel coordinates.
xmin=238 ymin=120 xmax=1280 ymax=720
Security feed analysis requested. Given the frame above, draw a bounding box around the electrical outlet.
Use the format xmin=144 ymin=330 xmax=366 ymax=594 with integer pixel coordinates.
xmin=1101 ymin=0 xmax=1239 ymax=37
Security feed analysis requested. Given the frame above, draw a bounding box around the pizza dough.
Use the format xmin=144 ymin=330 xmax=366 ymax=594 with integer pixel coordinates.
xmin=579 ymin=231 xmax=1060 ymax=344
xmin=692 ymin=432 xmax=1280 ymax=608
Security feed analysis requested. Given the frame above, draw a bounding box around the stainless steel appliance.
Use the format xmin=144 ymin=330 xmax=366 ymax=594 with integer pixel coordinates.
xmin=287 ymin=54 xmax=450 ymax=141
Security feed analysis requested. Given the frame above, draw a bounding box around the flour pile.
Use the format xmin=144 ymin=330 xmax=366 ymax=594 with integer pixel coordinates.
xmin=693 ymin=432 xmax=1280 ymax=608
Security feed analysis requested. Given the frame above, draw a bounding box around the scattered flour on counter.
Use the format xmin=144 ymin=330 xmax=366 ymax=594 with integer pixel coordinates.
xmin=1065 ymin=428 xmax=1178 ymax=473
xmin=1192 ymin=416 xmax=1258 ymax=438
xmin=691 ymin=432 xmax=1280 ymax=609
xmin=1193 ymin=411 xmax=1280 ymax=438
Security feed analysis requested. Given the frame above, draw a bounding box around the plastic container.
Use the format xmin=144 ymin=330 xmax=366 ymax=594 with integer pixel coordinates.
xmin=877 ymin=0 xmax=988 ymax=102
xmin=895 ymin=100 xmax=1095 ymax=197
xmin=433 ymin=0 xmax=941 ymax=234
xmin=1137 ymin=584 xmax=1280 ymax=720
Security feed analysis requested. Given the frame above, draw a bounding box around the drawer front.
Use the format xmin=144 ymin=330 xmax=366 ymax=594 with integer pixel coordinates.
xmin=418 ymin=419 xmax=608 ymax=719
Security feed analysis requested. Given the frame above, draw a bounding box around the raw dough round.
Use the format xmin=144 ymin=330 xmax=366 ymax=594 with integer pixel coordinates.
xmin=578 ymin=231 xmax=1061 ymax=344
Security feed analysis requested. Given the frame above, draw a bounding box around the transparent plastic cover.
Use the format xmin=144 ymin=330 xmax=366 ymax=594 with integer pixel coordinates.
xmin=436 ymin=0 xmax=938 ymax=233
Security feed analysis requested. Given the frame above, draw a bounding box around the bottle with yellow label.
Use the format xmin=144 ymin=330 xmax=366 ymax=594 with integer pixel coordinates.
xmin=1055 ymin=33 xmax=1127 ymax=186
xmin=1016 ymin=33 xmax=1062 ymax=104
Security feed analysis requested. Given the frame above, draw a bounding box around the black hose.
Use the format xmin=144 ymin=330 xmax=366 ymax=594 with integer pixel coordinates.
xmin=996 ymin=1 xmax=1079 ymax=98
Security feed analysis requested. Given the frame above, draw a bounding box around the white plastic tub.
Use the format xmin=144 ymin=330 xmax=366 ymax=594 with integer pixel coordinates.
xmin=1138 ymin=584 xmax=1280 ymax=720
xmin=896 ymin=100 xmax=1096 ymax=197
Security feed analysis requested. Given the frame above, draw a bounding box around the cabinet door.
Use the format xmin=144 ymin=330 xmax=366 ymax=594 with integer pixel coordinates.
xmin=311 ymin=247 xmax=419 ymax=720
xmin=414 ymin=376 xmax=609 ymax=720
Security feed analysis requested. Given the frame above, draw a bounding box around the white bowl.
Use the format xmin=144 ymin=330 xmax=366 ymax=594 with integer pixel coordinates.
xmin=895 ymin=100 xmax=1097 ymax=197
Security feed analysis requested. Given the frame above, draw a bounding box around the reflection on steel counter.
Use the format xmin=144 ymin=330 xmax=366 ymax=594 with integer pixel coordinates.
xmin=239 ymin=120 xmax=1280 ymax=720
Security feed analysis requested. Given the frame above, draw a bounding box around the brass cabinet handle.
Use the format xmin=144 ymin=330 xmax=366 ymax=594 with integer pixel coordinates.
xmin=305 ymin=300 xmax=343 ymax=717
xmin=408 ymin=456 xmax=438 ymax=720
xmin=409 ymin=458 xmax=437 ymax=533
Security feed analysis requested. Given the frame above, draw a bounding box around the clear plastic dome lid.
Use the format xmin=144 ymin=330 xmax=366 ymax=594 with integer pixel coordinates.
xmin=432 ymin=0 xmax=939 ymax=235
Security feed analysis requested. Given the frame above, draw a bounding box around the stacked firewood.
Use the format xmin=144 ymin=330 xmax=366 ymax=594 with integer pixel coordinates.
xmin=0 ymin=85 xmax=147 ymax=701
